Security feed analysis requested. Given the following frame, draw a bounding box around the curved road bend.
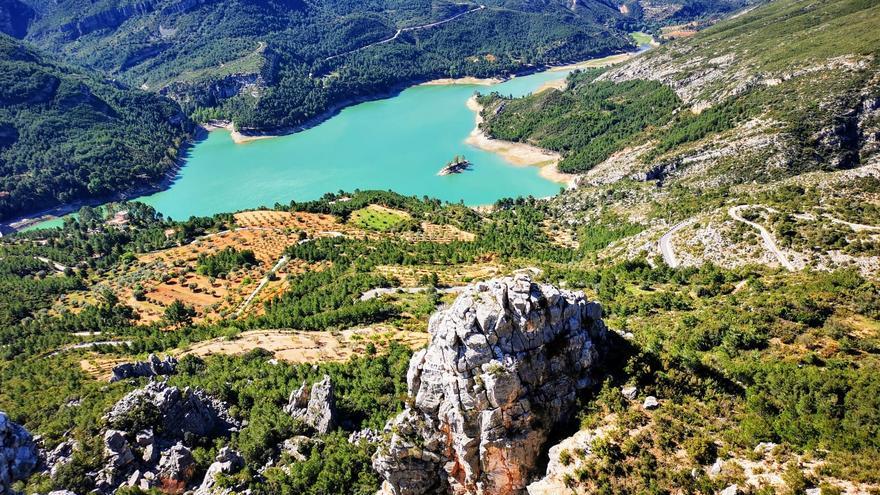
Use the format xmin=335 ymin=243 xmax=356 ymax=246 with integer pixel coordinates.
xmin=728 ymin=205 xmax=795 ymax=271
xmin=658 ymin=219 xmax=694 ymax=268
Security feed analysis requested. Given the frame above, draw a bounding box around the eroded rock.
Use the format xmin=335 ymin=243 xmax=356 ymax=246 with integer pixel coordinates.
xmin=0 ymin=412 xmax=38 ymax=494
xmin=110 ymin=354 xmax=178 ymax=382
xmin=373 ymin=275 xmax=607 ymax=495
xmin=106 ymin=381 xmax=239 ymax=439
xmin=196 ymin=447 xmax=243 ymax=495
xmin=156 ymin=443 xmax=195 ymax=494
xmin=285 ymin=375 xmax=337 ymax=435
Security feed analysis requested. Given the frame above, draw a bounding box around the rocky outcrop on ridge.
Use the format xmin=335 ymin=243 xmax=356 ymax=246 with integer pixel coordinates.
xmin=106 ymin=381 xmax=239 ymax=439
xmin=373 ymin=275 xmax=608 ymax=495
xmin=110 ymin=354 xmax=178 ymax=382
xmin=0 ymin=412 xmax=38 ymax=495
xmin=284 ymin=375 xmax=338 ymax=435
xmin=84 ymin=382 xmax=242 ymax=494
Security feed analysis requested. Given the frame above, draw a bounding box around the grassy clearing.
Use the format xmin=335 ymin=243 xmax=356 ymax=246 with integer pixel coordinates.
xmin=349 ymin=205 xmax=412 ymax=232
xmin=630 ymin=31 xmax=654 ymax=45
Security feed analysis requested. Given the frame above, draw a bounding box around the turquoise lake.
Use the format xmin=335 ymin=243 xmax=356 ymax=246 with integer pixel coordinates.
xmin=140 ymin=69 xmax=572 ymax=221
xmin=26 ymin=62 xmax=610 ymax=229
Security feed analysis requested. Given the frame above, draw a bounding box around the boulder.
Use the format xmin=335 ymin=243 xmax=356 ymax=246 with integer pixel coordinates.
xmin=103 ymin=430 xmax=135 ymax=468
xmin=106 ymin=381 xmax=239 ymax=439
xmin=621 ymin=385 xmax=638 ymax=401
xmin=156 ymin=443 xmax=196 ymax=494
xmin=643 ymin=396 xmax=659 ymax=410
xmin=373 ymin=275 xmax=607 ymax=495
xmin=282 ymin=436 xmax=319 ymax=462
xmin=195 ymin=447 xmax=243 ymax=495
xmin=0 ymin=412 xmax=38 ymax=494
xmin=43 ymin=439 xmax=78 ymax=478
xmin=285 ymin=375 xmax=337 ymax=435
xmin=95 ymin=430 xmax=136 ymax=492
xmin=110 ymin=354 xmax=178 ymax=382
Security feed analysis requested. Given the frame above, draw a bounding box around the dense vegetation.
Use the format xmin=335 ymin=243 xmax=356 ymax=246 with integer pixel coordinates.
xmin=479 ymin=70 xmax=680 ymax=173
xmin=197 ymin=247 xmax=258 ymax=277
xmin=1 ymin=186 xmax=880 ymax=493
xmin=11 ymin=0 xmax=643 ymax=132
xmin=0 ymin=34 xmax=191 ymax=222
xmin=2 ymin=0 xmax=880 ymax=493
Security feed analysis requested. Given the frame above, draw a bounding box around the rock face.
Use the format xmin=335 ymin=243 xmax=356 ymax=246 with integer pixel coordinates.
xmin=43 ymin=439 xmax=77 ymax=478
xmin=196 ymin=447 xmax=244 ymax=495
xmin=285 ymin=375 xmax=338 ymax=435
xmin=373 ymin=275 xmax=607 ymax=495
xmin=156 ymin=443 xmax=195 ymax=494
xmin=110 ymin=354 xmax=178 ymax=382
xmin=106 ymin=381 xmax=239 ymax=438
xmin=89 ymin=382 xmax=241 ymax=494
xmin=0 ymin=412 xmax=38 ymax=494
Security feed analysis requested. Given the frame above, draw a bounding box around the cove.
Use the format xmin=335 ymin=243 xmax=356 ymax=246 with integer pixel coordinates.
xmin=136 ymin=70 xmax=574 ymax=222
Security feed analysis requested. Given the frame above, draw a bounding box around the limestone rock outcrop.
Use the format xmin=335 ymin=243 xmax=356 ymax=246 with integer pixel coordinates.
xmin=0 ymin=412 xmax=38 ymax=495
xmin=106 ymin=381 xmax=239 ymax=438
xmin=285 ymin=375 xmax=338 ymax=435
xmin=195 ymin=447 xmax=244 ymax=495
xmin=156 ymin=443 xmax=195 ymax=494
xmin=89 ymin=382 xmax=240 ymax=494
xmin=373 ymin=275 xmax=607 ymax=495
xmin=43 ymin=439 xmax=78 ymax=478
xmin=110 ymin=354 xmax=178 ymax=382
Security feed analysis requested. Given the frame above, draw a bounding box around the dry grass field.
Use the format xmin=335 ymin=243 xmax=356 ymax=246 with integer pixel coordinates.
xmin=182 ymin=327 xmax=428 ymax=363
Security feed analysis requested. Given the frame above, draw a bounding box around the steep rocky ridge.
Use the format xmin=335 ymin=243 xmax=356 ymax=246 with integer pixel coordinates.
xmin=373 ymin=274 xmax=608 ymax=495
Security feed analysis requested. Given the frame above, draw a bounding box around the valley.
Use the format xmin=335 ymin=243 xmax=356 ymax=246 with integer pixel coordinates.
xmin=2 ymin=1 xmax=880 ymax=495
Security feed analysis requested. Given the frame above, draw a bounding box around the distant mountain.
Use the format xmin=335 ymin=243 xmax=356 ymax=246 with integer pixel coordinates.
xmin=14 ymin=0 xmax=638 ymax=131
xmin=0 ymin=34 xmax=192 ymax=222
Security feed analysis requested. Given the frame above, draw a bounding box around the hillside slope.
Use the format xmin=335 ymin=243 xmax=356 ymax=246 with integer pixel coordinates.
xmin=0 ymin=34 xmax=192 ymax=222
xmin=14 ymin=0 xmax=631 ymax=131
xmin=478 ymin=0 xmax=880 ymax=275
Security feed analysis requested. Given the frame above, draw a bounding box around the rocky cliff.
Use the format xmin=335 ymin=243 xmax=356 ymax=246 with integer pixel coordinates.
xmin=0 ymin=412 xmax=38 ymax=495
xmin=373 ymin=275 xmax=608 ymax=495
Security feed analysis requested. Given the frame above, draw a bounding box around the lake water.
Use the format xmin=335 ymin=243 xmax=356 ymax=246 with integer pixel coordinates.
xmin=139 ymin=70 xmax=572 ymax=222
xmin=26 ymin=45 xmax=651 ymax=230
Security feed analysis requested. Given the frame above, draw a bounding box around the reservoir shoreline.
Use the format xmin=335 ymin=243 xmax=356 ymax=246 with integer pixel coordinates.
xmin=4 ymin=44 xmax=650 ymax=233
xmin=464 ymin=96 xmax=575 ymax=187
xmin=219 ymin=48 xmax=641 ymax=144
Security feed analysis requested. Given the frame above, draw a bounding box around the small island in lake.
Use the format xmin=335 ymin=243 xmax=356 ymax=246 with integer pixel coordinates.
xmin=437 ymin=155 xmax=472 ymax=176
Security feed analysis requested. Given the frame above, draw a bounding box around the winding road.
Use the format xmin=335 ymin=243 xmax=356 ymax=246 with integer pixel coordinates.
xmin=824 ymin=214 xmax=880 ymax=232
xmin=728 ymin=205 xmax=795 ymax=271
xmin=324 ymin=5 xmax=486 ymax=62
xmin=658 ymin=219 xmax=694 ymax=268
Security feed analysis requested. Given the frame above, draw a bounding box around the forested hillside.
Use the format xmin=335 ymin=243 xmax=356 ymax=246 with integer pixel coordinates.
xmin=481 ymin=0 xmax=880 ymax=180
xmin=5 ymin=1 xmax=880 ymax=495
xmin=11 ymin=0 xmax=751 ymax=131
xmin=0 ymin=34 xmax=192 ymax=222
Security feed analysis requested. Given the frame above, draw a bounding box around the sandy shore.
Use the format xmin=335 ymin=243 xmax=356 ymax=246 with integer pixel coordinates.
xmin=465 ymin=96 xmax=576 ymax=187
xmin=202 ymin=121 xmax=278 ymax=144
xmin=421 ymin=76 xmax=503 ymax=86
